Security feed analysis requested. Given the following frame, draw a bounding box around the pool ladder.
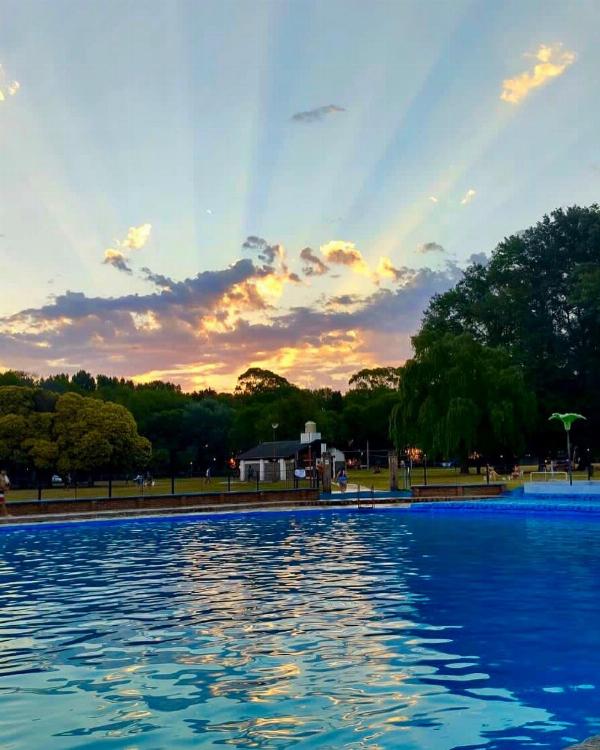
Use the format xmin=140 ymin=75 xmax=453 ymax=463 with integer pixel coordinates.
xmin=357 ymin=484 xmax=375 ymax=510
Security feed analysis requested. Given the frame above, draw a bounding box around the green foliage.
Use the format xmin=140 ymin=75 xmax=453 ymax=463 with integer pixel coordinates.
xmin=348 ymin=367 xmax=402 ymax=391
xmin=390 ymin=334 xmax=536 ymax=468
xmin=418 ymin=204 xmax=600 ymax=451
xmin=53 ymin=393 xmax=151 ymax=474
xmin=0 ymin=386 xmax=150 ymax=478
xmin=234 ymin=368 xmax=295 ymax=396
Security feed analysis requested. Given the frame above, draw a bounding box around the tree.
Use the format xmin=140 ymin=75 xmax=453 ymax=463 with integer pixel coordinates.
xmin=71 ymin=370 xmax=96 ymax=392
xmin=417 ymin=204 xmax=600 ymax=455
xmin=235 ymin=368 xmax=295 ymax=396
xmin=53 ymin=393 xmax=151 ymax=477
xmin=0 ymin=371 xmax=36 ymax=387
xmin=349 ymin=367 xmax=402 ymax=391
xmin=390 ymin=334 xmax=536 ymax=472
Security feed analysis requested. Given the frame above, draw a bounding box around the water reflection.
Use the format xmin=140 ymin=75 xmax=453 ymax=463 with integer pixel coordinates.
xmin=0 ymin=511 xmax=598 ymax=748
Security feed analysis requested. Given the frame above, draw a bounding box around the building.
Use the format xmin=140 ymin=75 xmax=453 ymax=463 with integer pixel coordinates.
xmin=238 ymin=421 xmax=331 ymax=481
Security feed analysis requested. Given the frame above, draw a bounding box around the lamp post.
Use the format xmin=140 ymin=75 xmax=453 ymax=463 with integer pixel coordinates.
xmin=549 ymin=412 xmax=587 ymax=486
xmin=271 ymin=423 xmax=279 ymax=482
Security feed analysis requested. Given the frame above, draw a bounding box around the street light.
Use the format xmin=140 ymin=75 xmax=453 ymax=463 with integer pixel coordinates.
xmin=271 ymin=423 xmax=279 ymax=482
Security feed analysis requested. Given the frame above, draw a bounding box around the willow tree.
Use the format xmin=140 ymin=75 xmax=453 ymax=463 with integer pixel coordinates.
xmin=390 ymin=334 xmax=536 ymax=473
xmin=417 ymin=204 xmax=600 ymax=453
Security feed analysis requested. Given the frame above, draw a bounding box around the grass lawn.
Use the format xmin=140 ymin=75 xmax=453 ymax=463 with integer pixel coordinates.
xmin=347 ymin=466 xmax=592 ymax=492
xmin=6 ymin=476 xmax=312 ymax=503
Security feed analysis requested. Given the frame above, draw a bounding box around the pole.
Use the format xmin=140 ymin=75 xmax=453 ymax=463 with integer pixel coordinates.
xmin=567 ymin=429 xmax=572 ymax=486
xmin=424 ymin=454 xmax=428 ymax=486
xmin=389 ymin=451 xmax=398 ymax=491
xmin=366 ymin=440 xmax=370 ymax=470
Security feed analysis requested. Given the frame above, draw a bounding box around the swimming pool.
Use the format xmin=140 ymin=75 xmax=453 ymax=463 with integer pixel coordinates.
xmin=1 ymin=510 xmax=598 ymax=749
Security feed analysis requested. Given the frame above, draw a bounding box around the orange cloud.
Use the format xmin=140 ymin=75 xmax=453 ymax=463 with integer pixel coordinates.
xmin=0 ymin=64 xmax=20 ymax=102
xmin=501 ymin=44 xmax=576 ymax=104
xmin=321 ymin=240 xmax=370 ymax=276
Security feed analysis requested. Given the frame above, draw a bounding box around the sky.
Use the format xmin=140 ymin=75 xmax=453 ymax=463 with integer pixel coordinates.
xmin=0 ymin=0 xmax=599 ymax=391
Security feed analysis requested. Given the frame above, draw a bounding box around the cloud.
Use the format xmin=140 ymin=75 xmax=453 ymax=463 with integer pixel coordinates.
xmin=103 ymin=249 xmax=132 ymax=274
xmin=374 ymin=257 xmax=413 ymax=284
xmin=291 ymin=105 xmax=345 ymax=123
xmin=418 ymin=241 xmax=445 ymax=254
xmin=102 ymin=223 xmax=153 ymax=274
xmin=300 ymin=247 xmax=329 ymax=277
xmin=321 ymin=240 xmax=370 ymax=275
xmin=0 ymin=64 xmax=20 ymax=102
xmin=501 ymin=44 xmax=576 ymax=104
xmin=324 ymin=294 xmax=362 ymax=308
xmin=140 ymin=267 xmax=174 ymax=290
xmin=0 ymin=248 xmax=467 ymax=390
xmin=460 ymin=189 xmax=476 ymax=206
xmin=428 ymin=196 xmax=438 ymax=203
xmin=122 ymin=223 xmax=152 ymax=250
xmin=242 ymin=236 xmax=284 ymax=265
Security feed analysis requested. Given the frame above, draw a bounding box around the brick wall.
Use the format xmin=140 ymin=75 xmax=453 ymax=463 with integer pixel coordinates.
xmin=4 ymin=488 xmax=320 ymax=518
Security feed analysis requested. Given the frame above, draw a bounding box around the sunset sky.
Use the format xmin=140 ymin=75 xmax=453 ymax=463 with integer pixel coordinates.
xmin=1 ymin=0 xmax=599 ymax=391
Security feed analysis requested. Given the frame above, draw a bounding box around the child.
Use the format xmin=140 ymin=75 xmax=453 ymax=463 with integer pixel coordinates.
xmin=336 ymin=467 xmax=348 ymax=493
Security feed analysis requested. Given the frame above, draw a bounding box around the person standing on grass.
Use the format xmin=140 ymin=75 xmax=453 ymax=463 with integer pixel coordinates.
xmin=205 ymin=467 xmax=211 ymax=485
xmin=0 ymin=469 xmax=10 ymax=516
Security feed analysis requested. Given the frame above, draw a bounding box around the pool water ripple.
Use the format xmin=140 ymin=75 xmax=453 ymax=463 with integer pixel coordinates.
xmin=1 ymin=511 xmax=599 ymax=749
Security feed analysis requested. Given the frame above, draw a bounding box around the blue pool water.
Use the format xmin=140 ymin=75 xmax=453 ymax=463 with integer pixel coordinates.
xmin=1 ymin=510 xmax=599 ymax=749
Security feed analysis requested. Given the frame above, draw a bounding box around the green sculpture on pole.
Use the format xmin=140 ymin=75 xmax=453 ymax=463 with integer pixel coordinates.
xmin=549 ymin=412 xmax=586 ymax=485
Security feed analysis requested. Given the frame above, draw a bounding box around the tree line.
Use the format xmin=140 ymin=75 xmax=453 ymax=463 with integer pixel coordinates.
xmin=0 ymin=365 xmax=401 ymax=485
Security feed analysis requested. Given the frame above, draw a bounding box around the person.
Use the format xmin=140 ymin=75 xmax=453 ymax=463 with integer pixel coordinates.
xmin=205 ymin=467 xmax=211 ymax=484
xmin=336 ymin=466 xmax=348 ymax=493
xmin=511 ymin=465 xmax=521 ymax=480
xmin=0 ymin=469 xmax=10 ymax=517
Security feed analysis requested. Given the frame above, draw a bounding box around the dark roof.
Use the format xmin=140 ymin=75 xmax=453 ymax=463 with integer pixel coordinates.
xmin=238 ymin=440 xmax=320 ymax=461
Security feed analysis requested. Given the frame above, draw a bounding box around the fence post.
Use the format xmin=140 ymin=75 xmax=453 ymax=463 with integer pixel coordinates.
xmin=228 ymin=472 xmax=231 ymax=492
xmin=256 ymin=473 xmax=259 ymax=493
xmin=38 ymin=485 xmax=42 ymax=501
